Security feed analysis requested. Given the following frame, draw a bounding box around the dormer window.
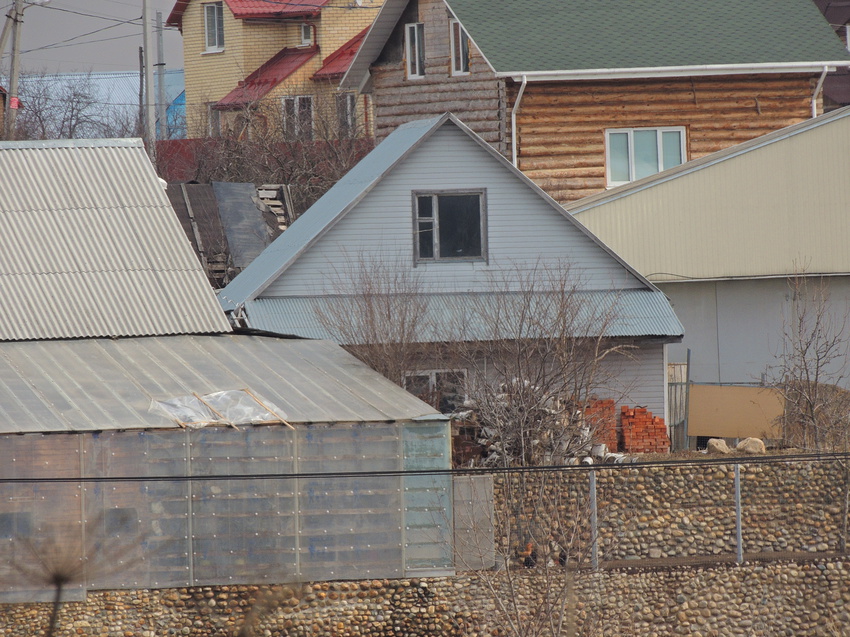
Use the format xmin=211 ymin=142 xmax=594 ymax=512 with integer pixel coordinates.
xmin=204 ymin=2 xmax=225 ymax=52
xmin=301 ymin=23 xmax=313 ymax=47
xmin=405 ymin=22 xmax=425 ymax=79
xmin=450 ymin=19 xmax=469 ymax=75
xmin=414 ymin=191 xmax=485 ymax=262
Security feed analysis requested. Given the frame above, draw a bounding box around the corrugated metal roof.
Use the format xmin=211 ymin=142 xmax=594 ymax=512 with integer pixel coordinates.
xmin=0 ymin=138 xmax=232 ymax=340
xmin=0 ymin=334 xmax=441 ymax=434
xmin=242 ymin=290 xmax=683 ymax=341
xmin=313 ymin=28 xmax=369 ymax=80
xmin=167 ymin=0 xmax=328 ymax=28
xmin=569 ymin=106 xmax=850 ymax=282
xmin=215 ymin=47 xmax=318 ymax=110
xmin=443 ymin=0 xmax=850 ymax=75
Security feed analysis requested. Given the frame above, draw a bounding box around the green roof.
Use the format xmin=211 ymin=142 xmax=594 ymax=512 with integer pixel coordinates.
xmin=444 ymin=0 xmax=850 ymax=74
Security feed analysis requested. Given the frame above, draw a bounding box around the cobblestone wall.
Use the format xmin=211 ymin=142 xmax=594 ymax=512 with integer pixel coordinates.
xmin=2 ymin=561 xmax=850 ymax=637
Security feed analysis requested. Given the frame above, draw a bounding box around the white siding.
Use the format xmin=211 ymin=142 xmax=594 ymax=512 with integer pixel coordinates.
xmin=598 ymin=343 xmax=668 ymax=420
xmin=263 ymin=126 xmax=645 ymax=297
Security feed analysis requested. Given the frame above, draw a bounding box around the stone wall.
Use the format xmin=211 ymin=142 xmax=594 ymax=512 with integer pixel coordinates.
xmin=3 ymin=561 xmax=850 ymax=636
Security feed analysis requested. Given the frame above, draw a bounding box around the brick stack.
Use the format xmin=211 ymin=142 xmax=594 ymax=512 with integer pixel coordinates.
xmin=620 ymin=406 xmax=670 ymax=454
xmin=584 ymin=399 xmax=618 ymax=451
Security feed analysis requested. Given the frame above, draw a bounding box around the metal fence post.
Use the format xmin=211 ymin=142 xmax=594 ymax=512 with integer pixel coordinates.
xmin=734 ymin=463 xmax=743 ymax=564
xmin=589 ymin=469 xmax=599 ymax=571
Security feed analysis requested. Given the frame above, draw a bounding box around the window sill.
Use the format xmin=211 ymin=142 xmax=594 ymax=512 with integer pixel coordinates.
xmin=202 ymin=48 xmax=225 ymax=55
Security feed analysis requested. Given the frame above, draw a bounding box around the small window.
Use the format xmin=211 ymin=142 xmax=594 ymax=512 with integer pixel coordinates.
xmin=0 ymin=512 xmax=32 ymax=539
xmin=405 ymin=370 xmax=467 ymax=414
xmin=450 ymin=19 xmax=469 ymax=75
xmin=337 ymin=92 xmax=357 ymax=137
xmin=414 ymin=191 xmax=485 ymax=262
xmin=282 ymin=95 xmax=314 ymax=140
xmin=204 ymin=2 xmax=225 ymax=52
xmin=605 ymin=127 xmax=686 ymax=186
xmin=207 ymin=103 xmax=221 ymax=138
xmin=301 ymin=23 xmax=313 ymax=46
xmin=405 ymin=22 xmax=425 ymax=79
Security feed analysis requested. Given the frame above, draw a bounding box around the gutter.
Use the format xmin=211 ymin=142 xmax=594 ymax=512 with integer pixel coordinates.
xmin=812 ymin=66 xmax=828 ymax=118
xmin=495 ymin=61 xmax=847 ymax=82
xmin=511 ymin=74 xmax=527 ymax=167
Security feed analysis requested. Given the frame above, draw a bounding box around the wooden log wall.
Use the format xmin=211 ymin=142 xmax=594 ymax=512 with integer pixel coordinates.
xmin=370 ymin=0 xmax=505 ymax=151
xmin=511 ymin=74 xmax=818 ymax=204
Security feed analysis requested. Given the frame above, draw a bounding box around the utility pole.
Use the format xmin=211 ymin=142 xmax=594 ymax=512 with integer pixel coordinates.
xmin=4 ymin=0 xmax=50 ymax=140
xmin=142 ymin=0 xmax=156 ymax=162
xmin=156 ymin=10 xmax=167 ymax=141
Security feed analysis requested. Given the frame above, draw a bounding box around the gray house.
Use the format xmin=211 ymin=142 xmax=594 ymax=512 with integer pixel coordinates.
xmin=218 ymin=113 xmax=684 ymax=422
xmin=569 ymin=106 xmax=850 ymax=443
xmin=0 ymin=138 xmax=451 ymax=602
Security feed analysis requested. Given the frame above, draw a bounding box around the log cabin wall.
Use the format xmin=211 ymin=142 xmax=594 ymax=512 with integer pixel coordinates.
xmin=370 ymin=0 xmax=506 ymax=152
xmin=511 ymin=74 xmax=818 ymax=204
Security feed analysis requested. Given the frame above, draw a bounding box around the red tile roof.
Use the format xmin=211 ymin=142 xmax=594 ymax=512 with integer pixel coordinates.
xmin=214 ymin=46 xmax=319 ymax=110
xmin=312 ymin=27 xmax=368 ymax=80
xmin=168 ymin=0 xmax=329 ymax=29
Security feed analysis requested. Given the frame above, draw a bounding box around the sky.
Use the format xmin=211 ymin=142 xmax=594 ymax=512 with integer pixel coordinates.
xmin=1 ymin=0 xmax=184 ymax=74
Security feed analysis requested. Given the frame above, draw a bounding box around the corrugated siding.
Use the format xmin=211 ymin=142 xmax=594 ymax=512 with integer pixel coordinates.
xmin=0 ymin=335 xmax=442 ymax=434
xmin=0 ymin=139 xmax=231 ymax=340
xmin=261 ymin=125 xmax=646 ymax=297
xmin=244 ymin=290 xmax=683 ymax=341
xmin=571 ymin=108 xmax=850 ymax=281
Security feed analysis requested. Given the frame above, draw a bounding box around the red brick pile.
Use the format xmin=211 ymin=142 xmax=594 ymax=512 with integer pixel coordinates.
xmin=583 ymin=399 xmax=617 ymax=451
xmin=620 ymin=406 xmax=670 ymax=454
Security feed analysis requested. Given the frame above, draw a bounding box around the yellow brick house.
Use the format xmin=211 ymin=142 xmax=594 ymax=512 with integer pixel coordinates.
xmin=167 ymin=0 xmax=382 ymax=139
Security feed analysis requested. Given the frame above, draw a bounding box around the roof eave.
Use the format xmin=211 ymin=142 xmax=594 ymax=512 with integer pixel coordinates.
xmin=496 ymin=61 xmax=848 ymax=82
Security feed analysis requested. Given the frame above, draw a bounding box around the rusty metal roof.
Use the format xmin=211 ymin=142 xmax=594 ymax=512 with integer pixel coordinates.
xmin=0 ymin=138 xmax=231 ymax=341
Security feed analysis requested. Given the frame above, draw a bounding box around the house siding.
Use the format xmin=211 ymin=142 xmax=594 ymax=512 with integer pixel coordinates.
xmin=512 ymin=75 xmax=818 ymax=203
xmin=598 ymin=342 xmax=667 ymax=421
xmin=370 ymin=0 xmax=504 ymax=150
xmin=261 ymin=125 xmax=645 ymax=297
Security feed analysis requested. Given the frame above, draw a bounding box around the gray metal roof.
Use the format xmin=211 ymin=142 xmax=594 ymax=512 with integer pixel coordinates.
xmin=0 ymin=138 xmax=231 ymax=341
xmin=344 ymin=0 xmax=850 ymax=88
xmin=242 ymin=290 xmax=684 ymax=341
xmin=568 ymin=106 xmax=850 ymax=281
xmin=0 ymin=334 xmax=442 ymax=434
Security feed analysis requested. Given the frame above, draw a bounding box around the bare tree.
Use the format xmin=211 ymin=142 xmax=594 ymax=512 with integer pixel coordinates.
xmin=767 ymin=272 xmax=850 ymax=452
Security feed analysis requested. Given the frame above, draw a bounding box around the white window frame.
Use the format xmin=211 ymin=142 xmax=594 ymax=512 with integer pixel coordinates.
xmin=405 ymin=22 xmax=425 ymax=79
xmin=204 ymin=2 xmax=225 ymax=52
xmin=300 ymin=23 xmax=313 ymax=47
xmin=449 ymin=18 xmax=469 ymax=76
xmin=413 ymin=190 xmax=486 ymax=263
xmin=281 ymin=95 xmax=314 ymax=140
xmin=337 ymin=92 xmax=357 ymax=136
xmin=604 ymin=126 xmax=686 ymax=187
xmin=403 ymin=369 xmax=467 ymax=414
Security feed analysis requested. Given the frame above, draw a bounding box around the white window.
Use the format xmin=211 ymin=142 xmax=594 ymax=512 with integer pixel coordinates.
xmin=605 ymin=127 xmax=686 ymax=186
xmin=204 ymin=2 xmax=225 ymax=52
xmin=405 ymin=22 xmax=425 ymax=79
xmin=404 ymin=369 xmax=466 ymax=413
xmin=300 ymin=23 xmax=313 ymax=46
xmin=207 ymin=103 xmax=221 ymax=137
xmin=414 ymin=191 xmax=485 ymax=262
xmin=337 ymin=92 xmax=357 ymax=137
xmin=450 ymin=19 xmax=469 ymax=75
xmin=282 ymin=95 xmax=313 ymax=140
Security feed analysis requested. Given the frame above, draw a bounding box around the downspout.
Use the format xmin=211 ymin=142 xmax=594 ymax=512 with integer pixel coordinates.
xmin=812 ymin=66 xmax=828 ymax=118
xmin=511 ymin=74 xmax=527 ymax=167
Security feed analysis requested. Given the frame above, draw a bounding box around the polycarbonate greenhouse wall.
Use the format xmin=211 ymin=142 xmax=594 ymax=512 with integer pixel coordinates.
xmin=0 ymin=421 xmax=453 ymax=602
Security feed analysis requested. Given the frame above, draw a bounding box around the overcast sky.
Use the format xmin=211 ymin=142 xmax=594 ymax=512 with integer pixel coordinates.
xmin=1 ymin=0 xmax=184 ymax=74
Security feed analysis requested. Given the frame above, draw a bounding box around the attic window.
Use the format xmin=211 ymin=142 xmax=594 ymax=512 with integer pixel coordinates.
xmin=405 ymin=22 xmax=425 ymax=78
xmin=605 ymin=127 xmax=686 ymax=187
xmin=414 ymin=191 xmax=485 ymax=262
xmin=204 ymin=2 xmax=225 ymax=52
